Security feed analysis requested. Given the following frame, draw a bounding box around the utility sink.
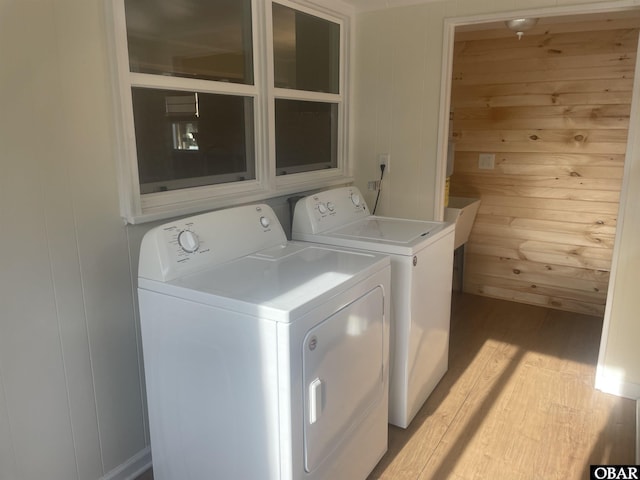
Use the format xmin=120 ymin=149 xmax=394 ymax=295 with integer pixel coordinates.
xmin=444 ymin=197 xmax=481 ymax=250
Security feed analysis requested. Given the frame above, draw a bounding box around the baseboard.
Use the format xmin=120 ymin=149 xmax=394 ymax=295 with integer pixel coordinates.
xmin=100 ymin=447 xmax=151 ymax=480
xmin=594 ymin=368 xmax=640 ymax=400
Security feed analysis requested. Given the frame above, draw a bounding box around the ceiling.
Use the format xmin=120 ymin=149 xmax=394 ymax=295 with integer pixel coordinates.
xmin=310 ymin=0 xmax=441 ymax=13
xmin=313 ymin=0 xmax=640 ymax=25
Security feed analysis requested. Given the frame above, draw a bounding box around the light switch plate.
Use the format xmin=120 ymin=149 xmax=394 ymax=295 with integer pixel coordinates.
xmin=479 ymin=153 xmax=495 ymax=170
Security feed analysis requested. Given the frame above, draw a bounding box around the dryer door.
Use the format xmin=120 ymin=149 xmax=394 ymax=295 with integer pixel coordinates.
xmin=302 ymin=286 xmax=385 ymax=473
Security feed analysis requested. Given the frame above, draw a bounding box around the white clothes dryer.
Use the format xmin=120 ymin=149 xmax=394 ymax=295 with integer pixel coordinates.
xmin=292 ymin=186 xmax=455 ymax=428
xmin=138 ymin=204 xmax=391 ymax=480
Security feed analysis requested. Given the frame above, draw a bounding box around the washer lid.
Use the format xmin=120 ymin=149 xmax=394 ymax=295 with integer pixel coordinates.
xmin=297 ymin=216 xmax=455 ymax=256
xmin=331 ymin=217 xmax=440 ymax=244
xmin=138 ymin=242 xmax=389 ymax=322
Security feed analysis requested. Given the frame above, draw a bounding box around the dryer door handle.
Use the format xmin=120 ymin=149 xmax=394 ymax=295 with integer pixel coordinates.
xmin=309 ymin=378 xmax=323 ymax=424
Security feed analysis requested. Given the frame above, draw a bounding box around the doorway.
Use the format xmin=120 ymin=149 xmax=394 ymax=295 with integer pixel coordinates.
xmin=435 ymin=1 xmax=640 ymax=401
xmin=447 ymin=11 xmax=640 ymax=316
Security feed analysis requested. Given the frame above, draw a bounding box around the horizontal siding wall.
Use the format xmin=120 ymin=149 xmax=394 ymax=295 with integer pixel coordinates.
xmin=449 ymin=14 xmax=640 ymax=316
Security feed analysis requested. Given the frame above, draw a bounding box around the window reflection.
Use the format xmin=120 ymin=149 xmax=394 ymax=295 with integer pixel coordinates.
xmin=172 ymin=121 xmax=199 ymax=151
xmin=275 ymin=99 xmax=337 ymax=175
xmin=125 ymin=0 xmax=253 ymax=84
xmin=131 ymin=88 xmax=256 ymax=193
xmin=272 ymin=3 xmax=340 ymax=93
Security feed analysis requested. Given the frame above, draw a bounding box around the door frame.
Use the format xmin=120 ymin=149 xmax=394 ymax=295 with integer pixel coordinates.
xmin=434 ymin=0 xmax=640 ymax=398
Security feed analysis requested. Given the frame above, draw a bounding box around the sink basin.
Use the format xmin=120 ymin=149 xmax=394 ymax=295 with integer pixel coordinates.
xmin=444 ymin=197 xmax=481 ymax=249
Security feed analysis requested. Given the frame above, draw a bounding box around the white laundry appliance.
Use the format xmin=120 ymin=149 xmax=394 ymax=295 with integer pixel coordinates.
xmin=137 ymin=204 xmax=391 ymax=480
xmin=292 ymin=186 xmax=455 ymax=428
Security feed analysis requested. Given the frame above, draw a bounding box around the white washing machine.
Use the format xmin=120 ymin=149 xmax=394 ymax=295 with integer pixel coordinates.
xmin=137 ymin=204 xmax=390 ymax=480
xmin=292 ymin=186 xmax=455 ymax=428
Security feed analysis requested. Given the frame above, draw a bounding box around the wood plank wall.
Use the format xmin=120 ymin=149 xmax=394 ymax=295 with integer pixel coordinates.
xmin=449 ymin=13 xmax=640 ymax=316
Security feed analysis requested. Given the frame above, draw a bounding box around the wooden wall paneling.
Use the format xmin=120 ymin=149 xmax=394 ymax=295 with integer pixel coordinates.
xmin=454 ymin=29 xmax=639 ymax=63
xmin=454 ymin=53 xmax=637 ymax=76
xmin=452 ymin=64 xmax=636 ymax=87
xmin=465 ymin=235 xmax=614 ymax=269
xmin=452 ymin=79 xmax=635 ymax=106
xmin=449 ymin=20 xmax=640 ymax=315
xmin=455 ymin=150 xmax=626 ymax=168
xmin=454 ymin=10 xmax=640 ymax=42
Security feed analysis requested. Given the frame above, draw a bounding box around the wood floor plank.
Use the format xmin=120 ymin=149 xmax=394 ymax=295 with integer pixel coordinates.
xmin=369 ymin=293 xmax=635 ymax=480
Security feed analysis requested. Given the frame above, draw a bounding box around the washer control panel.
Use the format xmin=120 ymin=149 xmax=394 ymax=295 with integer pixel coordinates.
xmin=139 ymin=204 xmax=287 ymax=282
xmin=292 ymin=186 xmax=370 ymax=235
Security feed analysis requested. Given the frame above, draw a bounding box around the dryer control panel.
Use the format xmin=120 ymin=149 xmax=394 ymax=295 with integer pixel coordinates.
xmin=292 ymin=186 xmax=370 ymax=235
xmin=139 ymin=204 xmax=287 ymax=282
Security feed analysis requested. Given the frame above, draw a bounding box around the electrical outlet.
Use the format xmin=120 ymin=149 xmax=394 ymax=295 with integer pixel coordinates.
xmin=378 ymin=153 xmax=390 ymax=173
xmin=478 ymin=153 xmax=495 ymax=170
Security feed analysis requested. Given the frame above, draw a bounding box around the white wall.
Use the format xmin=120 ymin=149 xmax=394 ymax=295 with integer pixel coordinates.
xmin=352 ymin=0 xmax=640 ymax=396
xmin=597 ymin=49 xmax=640 ymax=396
xmin=0 ymin=2 xmax=312 ymax=477
xmin=0 ymin=1 xmax=146 ymax=479
xmin=353 ymin=0 xmax=457 ymax=218
xmin=612 ymin=212 xmax=640 ymax=391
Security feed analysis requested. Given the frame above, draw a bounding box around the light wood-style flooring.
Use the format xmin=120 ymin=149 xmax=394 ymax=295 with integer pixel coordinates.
xmin=368 ymin=293 xmax=635 ymax=480
xmin=136 ymin=293 xmax=636 ymax=480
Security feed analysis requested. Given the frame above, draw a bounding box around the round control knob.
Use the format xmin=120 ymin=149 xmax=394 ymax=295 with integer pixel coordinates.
xmin=260 ymin=216 xmax=271 ymax=228
xmin=317 ymin=203 xmax=328 ymax=214
xmin=177 ymin=230 xmax=199 ymax=253
xmin=327 ymin=202 xmax=335 ymax=212
xmin=350 ymin=193 xmax=361 ymax=207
